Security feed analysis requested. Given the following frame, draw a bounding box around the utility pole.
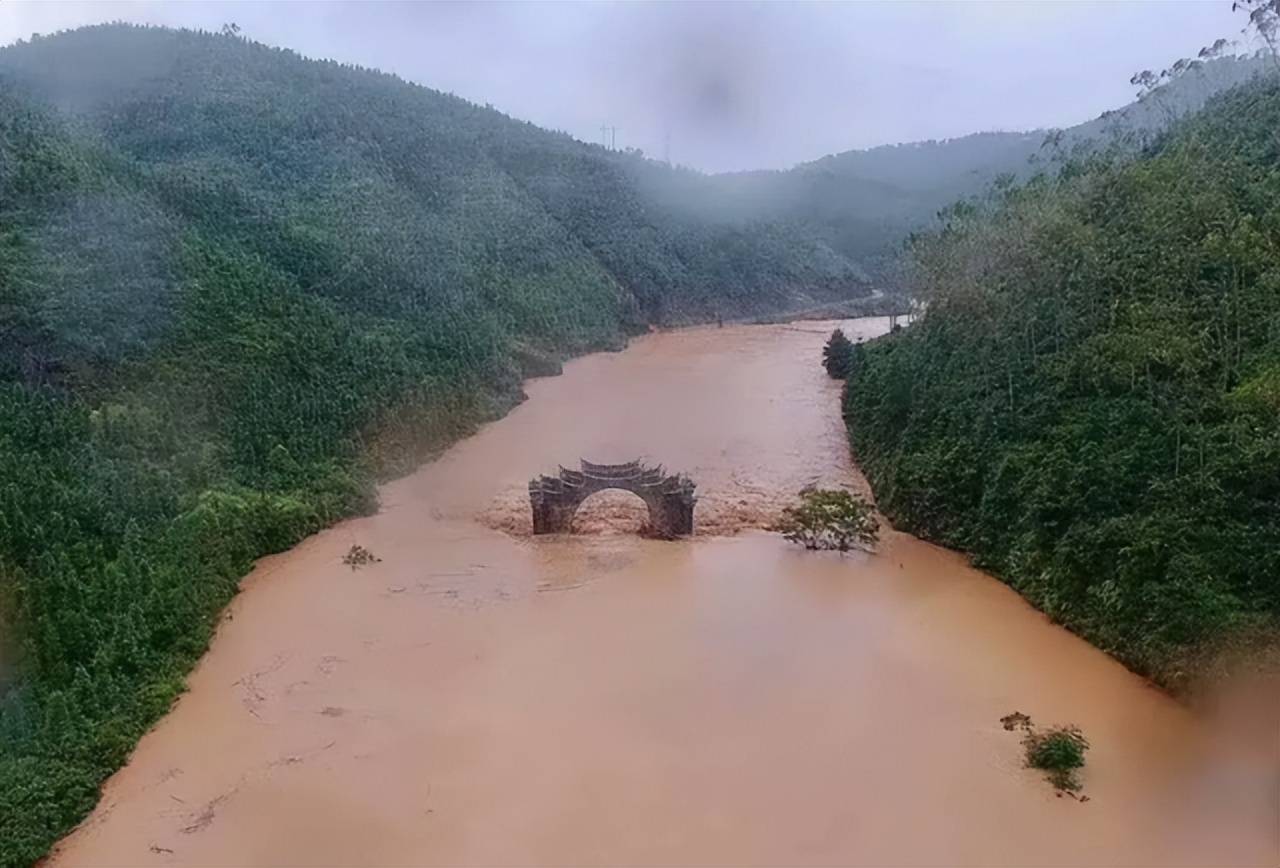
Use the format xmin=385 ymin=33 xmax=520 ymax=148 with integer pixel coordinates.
xmin=610 ymin=126 xmax=617 ymax=151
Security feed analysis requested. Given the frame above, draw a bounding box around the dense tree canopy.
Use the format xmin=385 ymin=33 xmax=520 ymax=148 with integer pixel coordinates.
xmin=844 ymin=74 xmax=1280 ymax=689
xmin=0 ymin=23 xmax=877 ymax=866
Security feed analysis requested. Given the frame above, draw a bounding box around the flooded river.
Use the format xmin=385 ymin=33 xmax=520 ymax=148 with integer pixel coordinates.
xmin=51 ymin=320 xmax=1279 ymax=866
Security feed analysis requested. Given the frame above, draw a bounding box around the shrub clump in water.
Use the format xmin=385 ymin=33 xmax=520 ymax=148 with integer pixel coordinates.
xmin=778 ymin=488 xmax=879 ymax=553
xmin=822 ymin=329 xmax=856 ymax=379
xmin=1023 ymin=725 xmax=1090 ymax=792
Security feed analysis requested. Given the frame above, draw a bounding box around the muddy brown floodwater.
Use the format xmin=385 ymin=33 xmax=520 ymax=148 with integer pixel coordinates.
xmin=52 ymin=320 xmax=1279 ymax=867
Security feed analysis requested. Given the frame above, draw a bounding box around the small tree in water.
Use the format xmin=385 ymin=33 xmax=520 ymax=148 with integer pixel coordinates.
xmin=1023 ymin=725 xmax=1090 ymax=792
xmin=823 ymin=329 xmax=856 ymax=379
xmin=778 ymin=488 xmax=879 ymax=552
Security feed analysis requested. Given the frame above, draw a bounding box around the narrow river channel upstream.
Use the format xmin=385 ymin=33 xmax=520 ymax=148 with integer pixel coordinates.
xmin=51 ymin=319 xmax=1279 ymax=867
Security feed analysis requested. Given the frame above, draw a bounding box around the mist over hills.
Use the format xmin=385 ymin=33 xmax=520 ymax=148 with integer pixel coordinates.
xmin=0 ymin=23 xmax=868 ymax=379
xmin=1 ymin=24 xmax=1265 ymax=324
xmin=683 ymin=53 xmax=1270 ymax=281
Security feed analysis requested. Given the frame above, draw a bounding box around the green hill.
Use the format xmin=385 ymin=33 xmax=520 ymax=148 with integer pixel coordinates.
xmin=0 ymin=23 xmax=874 ymax=866
xmin=844 ymin=73 xmax=1280 ymax=689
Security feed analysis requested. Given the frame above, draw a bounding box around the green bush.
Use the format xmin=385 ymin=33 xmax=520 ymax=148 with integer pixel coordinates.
xmin=1022 ymin=725 xmax=1090 ymax=792
xmin=778 ymin=488 xmax=879 ymax=552
xmin=822 ymin=329 xmax=856 ymax=379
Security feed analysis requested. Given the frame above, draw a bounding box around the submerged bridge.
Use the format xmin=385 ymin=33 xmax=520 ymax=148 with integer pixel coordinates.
xmin=529 ymin=459 xmax=696 ymax=538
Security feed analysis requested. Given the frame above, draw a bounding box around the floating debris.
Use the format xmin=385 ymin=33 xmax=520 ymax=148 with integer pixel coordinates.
xmin=343 ymin=545 xmax=382 ymax=570
xmin=1000 ymin=711 xmax=1033 ymax=731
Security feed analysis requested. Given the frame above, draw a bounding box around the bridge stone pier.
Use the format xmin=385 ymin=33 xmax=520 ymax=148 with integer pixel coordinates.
xmin=529 ymin=459 xmax=697 ymax=538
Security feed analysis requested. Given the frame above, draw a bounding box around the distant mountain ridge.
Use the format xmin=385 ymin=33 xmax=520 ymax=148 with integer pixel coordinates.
xmin=694 ymin=54 xmax=1271 ymax=284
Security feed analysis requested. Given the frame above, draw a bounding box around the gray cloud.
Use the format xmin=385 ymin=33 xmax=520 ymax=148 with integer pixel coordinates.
xmin=0 ymin=0 xmax=1250 ymax=171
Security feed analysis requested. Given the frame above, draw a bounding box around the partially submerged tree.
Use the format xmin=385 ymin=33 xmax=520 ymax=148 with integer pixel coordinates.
xmin=778 ymin=488 xmax=879 ymax=552
xmin=823 ymin=329 xmax=856 ymax=379
xmin=1023 ymin=725 xmax=1091 ymax=792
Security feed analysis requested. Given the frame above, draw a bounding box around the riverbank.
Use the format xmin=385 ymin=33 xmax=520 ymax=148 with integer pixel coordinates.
xmin=47 ymin=320 xmax=1278 ymax=867
xmin=841 ymin=75 xmax=1280 ymax=694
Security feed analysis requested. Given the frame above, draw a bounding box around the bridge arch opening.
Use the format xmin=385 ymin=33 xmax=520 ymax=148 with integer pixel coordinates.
xmin=569 ymin=489 xmax=652 ymax=535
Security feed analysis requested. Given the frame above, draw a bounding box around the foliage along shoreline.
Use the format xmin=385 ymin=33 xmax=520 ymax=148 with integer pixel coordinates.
xmin=843 ymin=74 xmax=1280 ymax=693
xmin=0 ymin=23 xmax=878 ymax=866
xmin=1 ymin=19 xmax=1276 ymax=868
xmin=0 ymin=296 xmax=882 ymax=867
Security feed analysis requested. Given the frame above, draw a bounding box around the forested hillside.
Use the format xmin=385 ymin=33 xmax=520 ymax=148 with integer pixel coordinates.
xmin=0 ymin=24 xmax=872 ymax=866
xmin=845 ymin=73 xmax=1280 ymax=689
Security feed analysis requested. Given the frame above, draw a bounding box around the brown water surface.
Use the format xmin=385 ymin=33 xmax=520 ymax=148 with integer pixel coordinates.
xmin=51 ymin=320 xmax=1279 ymax=867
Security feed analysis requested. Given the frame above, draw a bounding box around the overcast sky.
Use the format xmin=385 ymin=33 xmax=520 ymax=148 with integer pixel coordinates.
xmin=0 ymin=1 xmax=1252 ymax=172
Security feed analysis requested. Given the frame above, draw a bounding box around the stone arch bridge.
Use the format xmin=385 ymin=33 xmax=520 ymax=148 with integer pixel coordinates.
xmin=529 ymin=460 xmax=696 ymax=538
